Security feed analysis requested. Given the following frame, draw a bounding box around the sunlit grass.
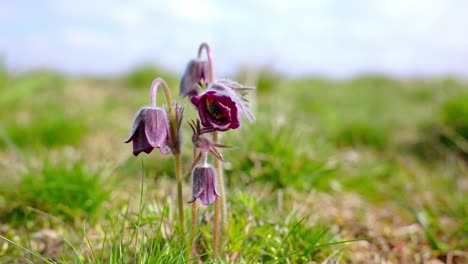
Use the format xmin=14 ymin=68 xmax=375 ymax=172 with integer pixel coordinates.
xmin=1 ymin=157 xmax=110 ymax=224
xmin=0 ymin=69 xmax=466 ymax=262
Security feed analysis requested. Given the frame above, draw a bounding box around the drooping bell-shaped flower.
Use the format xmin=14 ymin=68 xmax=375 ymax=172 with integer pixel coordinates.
xmin=189 ymin=164 xmax=219 ymax=205
xmin=179 ymin=59 xmax=210 ymax=97
xmin=190 ymin=80 xmax=255 ymax=131
xmin=125 ymin=107 xmax=171 ymax=156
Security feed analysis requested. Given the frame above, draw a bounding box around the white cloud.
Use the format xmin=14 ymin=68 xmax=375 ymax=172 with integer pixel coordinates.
xmin=1 ymin=0 xmax=468 ymax=77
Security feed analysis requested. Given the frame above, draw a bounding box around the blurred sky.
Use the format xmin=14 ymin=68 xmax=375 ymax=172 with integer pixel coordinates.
xmin=1 ymin=0 xmax=467 ymax=77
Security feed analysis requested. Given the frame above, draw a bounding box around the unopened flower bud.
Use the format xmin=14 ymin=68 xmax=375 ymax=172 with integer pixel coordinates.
xmin=179 ymin=59 xmax=209 ymax=97
xmin=189 ymin=164 xmax=219 ymax=205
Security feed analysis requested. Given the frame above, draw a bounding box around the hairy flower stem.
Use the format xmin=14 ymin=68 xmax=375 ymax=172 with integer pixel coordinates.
xmin=198 ymin=43 xmax=214 ymax=82
xmin=175 ymin=153 xmax=188 ymax=246
xmin=213 ymin=197 xmax=220 ymax=256
xmin=188 ymin=200 xmax=197 ymax=261
xmin=151 ymin=78 xmax=187 ymax=246
xmin=188 ymin=148 xmax=199 ymax=261
xmin=213 ymin=131 xmax=228 ymax=252
xmin=198 ymin=43 xmax=228 ymax=255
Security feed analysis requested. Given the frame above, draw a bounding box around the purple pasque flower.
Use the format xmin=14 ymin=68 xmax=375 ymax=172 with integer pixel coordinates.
xmin=179 ymin=59 xmax=210 ymax=97
xmin=210 ymin=79 xmax=256 ymax=123
xmin=189 ymin=164 xmax=219 ymax=205
xmin=190 ymin=80 xmax=255 ymax=131
xmin=191 ymin=90 xmax=239 ymax=131
xmin=125 ymin=107 xmax=171 ymax=156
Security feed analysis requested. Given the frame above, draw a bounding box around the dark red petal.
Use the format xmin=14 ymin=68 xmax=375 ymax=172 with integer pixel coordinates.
xmin=228 ymin=106 xmax=240 ymax=129
xmin=191 ymin=94 xmax=203 ymax=106
xmin=196 ymin=101 xmax=211 ymax=128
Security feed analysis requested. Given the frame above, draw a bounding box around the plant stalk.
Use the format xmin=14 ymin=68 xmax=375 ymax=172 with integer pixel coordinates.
xmin=151 ymin=78 xmax=187 ymax=246
xmin=213 ymin=131 xmax=227 ymax=253
xmin=175 ymin=153 xmax=188 ymax=246
xmin=188 ymin=200 xmax=197 ymax=261
xmin=198 ymin=43 xmax=228 ymax=255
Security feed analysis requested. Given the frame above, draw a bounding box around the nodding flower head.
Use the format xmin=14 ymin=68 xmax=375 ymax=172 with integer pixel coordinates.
xmin=189 ymin=164 xmax=219 ymax=205
xmin=179 ymin=59 xmax=210 ymax=97
xmin=190 ymin=80 xmax=255 ymax=131
xmin=125 ymin=107 xmax=171 ymax=156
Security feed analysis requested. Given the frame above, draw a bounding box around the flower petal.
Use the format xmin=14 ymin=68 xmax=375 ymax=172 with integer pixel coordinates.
xmin=144 ymin=107 xmax=169 ymax=148
xmin=211 ymin=82 xmax=255 ymax=122
xmin=131 ymin=125 xmax=154 ymax=156
xmin=191 ymin=167 xmax=206 ymax=199
xmin=180 ymin=59 xmax=209 ymax=97
xmin=125 ymin=108 xmax=146 ymax=143
xmin=217 ymin=79 xmax=255 ymax=90
xmin=199 ymin=166 xmax=217 ymax=205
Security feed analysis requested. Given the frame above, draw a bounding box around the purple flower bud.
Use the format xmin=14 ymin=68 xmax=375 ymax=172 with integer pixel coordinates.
xmin=189 ymin=165 xmax=219 ymax=205
xmin=125 ymin=107 xmax=171 ymax=156
xmin=191 ymin=90 xmax=240 ymax=131
xmin=179 ymin=59 xmax=210 ymax=97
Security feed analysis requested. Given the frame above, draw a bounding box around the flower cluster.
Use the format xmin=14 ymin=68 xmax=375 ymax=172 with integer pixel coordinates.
xmin=180 ymin=47 xmax=255 ymax=206
xmin=124 ymin=43 xmax=255 ymax=256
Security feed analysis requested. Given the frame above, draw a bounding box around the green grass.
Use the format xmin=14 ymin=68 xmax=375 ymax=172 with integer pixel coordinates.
xmin=0 ymin=69 xmax=467 ymax=263
xmin=0 ymin=157 xmax=110 ymax=224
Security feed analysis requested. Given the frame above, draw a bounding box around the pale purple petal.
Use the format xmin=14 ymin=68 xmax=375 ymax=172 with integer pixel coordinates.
xmin=180 ymin=59 xmax=209 ymax=97
xmin=190 ymin=165 xmax=218 ymax=205
xmin=144 ymin=107 xmax=169 ymax=148
xmin=191 ymin=167 xmax=206 ymax=198
xmin=217 ymin=79 xmax=255 ymax=90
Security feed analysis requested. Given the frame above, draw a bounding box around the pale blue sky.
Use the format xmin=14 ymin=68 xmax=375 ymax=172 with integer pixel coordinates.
xmin=1 ymin=0 xmax=467 ymax=77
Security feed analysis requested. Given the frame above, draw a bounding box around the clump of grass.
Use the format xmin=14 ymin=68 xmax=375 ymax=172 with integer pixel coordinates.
xmin=227 ymin=121 xmax=335 ymax=190
xmin=3 ymin=105 xmax=88 ymax=148
xmin=0 ymin=71 xmax=87 ymax=149
xmin=0 ymin=70 xmax=64 ymax=109
xmin=440 ymin=93 xmax=468 ymax=144
xmin=2 ymin=159 xmax=110 ymax=223
xmin=333 ymin=120 xmax=389 ymax=150
xmin=192 ymin=191 xmax=356 ymax=262
xmin=413 ymin=92 xmax=468 ymax=158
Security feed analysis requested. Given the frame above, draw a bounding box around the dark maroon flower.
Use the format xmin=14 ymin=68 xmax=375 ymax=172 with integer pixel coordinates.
xmin=189 ymin=165 xmax=219 ymax=205
xmin=179 ymin=59 xmax=210 ymax=97
xmin=191 ymin=90 xmax=240 ymax=131
xmin=125 ymin=107 xmax=171 ymax=156
xmin=210 ymin=80 xmax=256 ymax=123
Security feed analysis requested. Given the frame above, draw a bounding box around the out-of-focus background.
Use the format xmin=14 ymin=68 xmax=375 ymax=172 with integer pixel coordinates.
xmin=0 ymin=1 xmax=467 ymax=263
xmin=2 ymin=0 xmax=468 ymax=77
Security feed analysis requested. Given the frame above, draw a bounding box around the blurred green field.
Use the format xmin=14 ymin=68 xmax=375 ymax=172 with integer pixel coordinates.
xmin=0 ymin=65 xmax=467 ymax=263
